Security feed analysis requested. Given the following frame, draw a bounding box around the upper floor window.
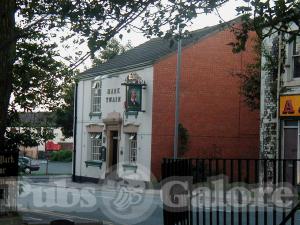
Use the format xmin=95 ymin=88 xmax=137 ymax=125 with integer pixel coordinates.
xmin=92 ymin=81 xmax=101 ymax=113
xmin=292 ymin=36 xmax=300 ymax=78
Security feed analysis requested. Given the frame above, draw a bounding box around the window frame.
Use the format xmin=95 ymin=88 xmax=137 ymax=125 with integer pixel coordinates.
xmin=91 ymin=81 xmax=102 ymax=113
xmin=89 ymin=132 xmax=102 ymax=161
xmin=128 ymin=133 xmax=137 ymax=164
xmin=292 ymin=36 xmax=300 ymax=79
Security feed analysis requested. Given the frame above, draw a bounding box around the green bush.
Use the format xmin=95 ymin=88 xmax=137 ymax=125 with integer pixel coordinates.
xmin=49 ymin=150 xmax=72 ymax=162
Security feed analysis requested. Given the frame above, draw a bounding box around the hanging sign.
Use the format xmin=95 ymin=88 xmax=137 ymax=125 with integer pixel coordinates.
xmin=127 ymin=86 xmax=142 ymax=112
xmin=280 ymin=95 xmax=300 ymax=117
xmin=122 ymin=72 xmax=146 ymax=112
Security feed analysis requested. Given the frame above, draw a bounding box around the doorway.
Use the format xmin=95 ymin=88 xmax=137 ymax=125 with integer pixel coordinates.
xmin=108 ymin=130 xmax=119 ymax=169
xmin=111 ymin=131 xmax=118 ymax=166
xmin=283 ymin=120 xmax=299 ymax=184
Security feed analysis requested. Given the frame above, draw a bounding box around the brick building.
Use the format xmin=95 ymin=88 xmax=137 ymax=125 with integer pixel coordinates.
xmin=74 ymin=19 xmax=259 ymax=182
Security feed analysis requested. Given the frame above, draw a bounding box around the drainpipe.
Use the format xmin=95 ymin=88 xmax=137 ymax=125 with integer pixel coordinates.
xmin=72 ymin=82 xmax=78 ymax=182
xmin=276 ymin=33 xmax=283 ymax=159
xmin=174 ymin=27 xmax=182 ymax=159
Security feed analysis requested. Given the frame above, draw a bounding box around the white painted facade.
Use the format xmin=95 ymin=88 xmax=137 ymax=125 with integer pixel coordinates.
xmin=75 ymin=66 xmax=154 ymax=181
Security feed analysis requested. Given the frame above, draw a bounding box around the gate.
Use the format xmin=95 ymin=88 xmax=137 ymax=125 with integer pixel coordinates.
xmin=161 ymin=158 xmax=300 ymax=225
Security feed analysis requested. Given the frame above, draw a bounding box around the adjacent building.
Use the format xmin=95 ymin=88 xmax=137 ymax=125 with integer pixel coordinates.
xmin=74 ymin=20 xmax=259 ymax=182
xmin=260 ymin=23 xmax=300 ymax=165
xmin=13 ymin=112 xmax=73 ymax=159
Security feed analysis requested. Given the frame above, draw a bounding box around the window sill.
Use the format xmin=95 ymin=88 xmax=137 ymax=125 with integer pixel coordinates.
xmin=125 ymin=111 xmax=138 ymax=118
xmin=122 ymin=164 xmax=137 ymax=172
xmin=85 ymin=160 xmax=103 ymax=169
xmin=89 ymin=112 xmax=102 ymax=119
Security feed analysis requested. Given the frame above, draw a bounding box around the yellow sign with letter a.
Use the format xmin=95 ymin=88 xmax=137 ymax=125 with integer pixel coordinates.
xmin=280 ymin=95 xmax=300 ymax=117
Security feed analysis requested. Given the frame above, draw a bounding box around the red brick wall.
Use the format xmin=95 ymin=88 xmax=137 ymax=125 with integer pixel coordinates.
xmin=151 ymin=29 xmax=259 ymax=179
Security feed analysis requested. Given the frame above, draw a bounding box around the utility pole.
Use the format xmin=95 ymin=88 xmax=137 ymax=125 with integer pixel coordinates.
xmin=173 ymin=31 xmax=182 ymax=159
xmin=276 ymin=32 xmax=283 ymax=159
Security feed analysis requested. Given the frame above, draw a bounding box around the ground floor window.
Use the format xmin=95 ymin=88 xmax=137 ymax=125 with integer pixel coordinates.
xmin=0 ymin=185 xmax=8 ymax=204
xmin=89 ymin=132 xmax=102 ymax=160
xmin=128 ymin=133 xmax=137 ymax=164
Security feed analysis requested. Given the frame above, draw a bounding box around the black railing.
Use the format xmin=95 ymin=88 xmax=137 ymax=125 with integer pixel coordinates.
xmin=279 ymin=202 xmax=300 ymax=225
xmin=162 ymin=158 xmax=300 ymax=225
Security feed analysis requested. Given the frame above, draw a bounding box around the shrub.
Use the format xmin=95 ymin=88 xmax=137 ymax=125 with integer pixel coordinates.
xmin=49 ymin=150 xmax=72 ymax=162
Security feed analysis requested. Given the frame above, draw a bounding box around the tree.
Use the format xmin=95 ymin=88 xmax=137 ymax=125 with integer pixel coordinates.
xmin=54 ymin=83 xmax=75 ymax=139
xmin=93 ymin=38 xmax=132 ymax=66
xmin=229 ymin=0 xmax=300 ymax=52
xmin=233 ymin=38 xmax=261 ymax=110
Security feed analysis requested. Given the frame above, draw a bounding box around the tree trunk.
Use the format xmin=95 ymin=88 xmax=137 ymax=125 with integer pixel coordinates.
xmin=0 ymin=0 xmax=16 ymax=148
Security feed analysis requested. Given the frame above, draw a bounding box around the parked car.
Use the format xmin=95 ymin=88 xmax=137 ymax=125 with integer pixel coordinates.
xmin=18 ymin=156 xmax=40 ymax=174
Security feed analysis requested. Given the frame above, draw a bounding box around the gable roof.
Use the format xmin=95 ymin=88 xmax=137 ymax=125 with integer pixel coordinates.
xmin=17 ymin=112 xmax=55 ymax=127
xmin=79 ymin=19 xmax=239 ymax=79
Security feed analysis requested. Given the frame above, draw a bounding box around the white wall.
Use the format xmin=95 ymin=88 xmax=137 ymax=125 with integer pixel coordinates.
xmin=75 ymin=66 xmax=154 ymax=181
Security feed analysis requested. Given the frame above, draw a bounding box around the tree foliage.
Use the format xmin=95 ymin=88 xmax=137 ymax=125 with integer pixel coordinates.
xmin=234 ymin=38 xmax=261 ymax=110
xmin=93 ymin=38 xmax=132 ymax=66
xmin=230 ymin=0 xmax=300 ymax=52
xmin=54 ymin=83 xmax=75 ymax=139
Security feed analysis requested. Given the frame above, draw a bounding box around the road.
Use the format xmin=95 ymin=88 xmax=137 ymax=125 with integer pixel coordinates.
xmin=17 ymin=176 xmax=300 ymax=225
xmin=18 ymin=176 xmax=163 ymax=225
xmin=31 ymin=161 xmax=72 ymax=175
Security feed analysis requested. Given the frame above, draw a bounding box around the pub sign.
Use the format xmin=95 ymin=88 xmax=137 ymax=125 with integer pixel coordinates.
xmin=122 ymin=72 xmax=146 ymax=112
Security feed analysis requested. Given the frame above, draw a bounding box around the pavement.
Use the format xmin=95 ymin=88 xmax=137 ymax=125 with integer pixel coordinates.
xmin=20 ymin=175 xmax=161 ymax=194
xmin=18 ymin=175 xmax=163 ymax=225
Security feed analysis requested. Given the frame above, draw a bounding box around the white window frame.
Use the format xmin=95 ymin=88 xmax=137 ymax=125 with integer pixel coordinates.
xmin=89 ymin=132 xmax=102 ymax=160
xmin=292 ymin=36 xmax=300 ymax=79
xmin=91 ymin=81 xmax=102 ymax=113
xmin=128 ymin=133 xmax=137 ymax=164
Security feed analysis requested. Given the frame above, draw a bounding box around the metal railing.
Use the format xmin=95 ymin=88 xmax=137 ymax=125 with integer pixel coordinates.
xmin=162 ymin=158 xmax=300 ymax=225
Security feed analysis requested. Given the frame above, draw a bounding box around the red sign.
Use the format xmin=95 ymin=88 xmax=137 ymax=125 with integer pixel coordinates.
xmin=46 ymin=141 xmax=61 ymax=151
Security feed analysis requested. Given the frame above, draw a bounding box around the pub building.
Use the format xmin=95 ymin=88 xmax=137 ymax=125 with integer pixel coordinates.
xmin=73 ymin=19 xmax=259 ymax=182
xmin=260 ymin=23 xmax=300 ymax=183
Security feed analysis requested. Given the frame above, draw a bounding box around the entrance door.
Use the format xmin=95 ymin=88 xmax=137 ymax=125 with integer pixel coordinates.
xmin=283 ymin=126 xmax=298 ymax=183
xmin=111 ymin=131 xmax=118 ymax=167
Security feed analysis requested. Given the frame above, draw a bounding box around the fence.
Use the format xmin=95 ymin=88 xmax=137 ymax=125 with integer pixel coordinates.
xmin=161 ymin=158 xmax=300 ymax=225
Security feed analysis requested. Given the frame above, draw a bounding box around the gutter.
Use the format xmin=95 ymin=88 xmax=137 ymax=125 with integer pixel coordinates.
xmin=72 ymin=82 xmax=78 ymax=182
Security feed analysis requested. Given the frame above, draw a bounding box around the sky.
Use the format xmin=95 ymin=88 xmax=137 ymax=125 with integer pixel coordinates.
xmin=78 ymin=0 xmax=247 ymax=71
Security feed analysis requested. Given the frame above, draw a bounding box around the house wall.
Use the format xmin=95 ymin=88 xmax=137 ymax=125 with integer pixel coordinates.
xmin=75 ymin=66 xmax=154 ymax=181
xmin=151 ymin=29 xmax=260 ymax=179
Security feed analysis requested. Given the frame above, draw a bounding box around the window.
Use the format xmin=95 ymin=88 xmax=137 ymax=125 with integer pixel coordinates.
xmin=92 ymin=81 xmax=101 ymax=113
xmin=128 ymin=133 xmax=137 ymax=164
xmin=0 ymin=185 xmax=8 ymax=203
xmin=293 ymin=36 xmax=300 ymax=78
xmin=89 ymin=132 xmax=102 ymax=160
